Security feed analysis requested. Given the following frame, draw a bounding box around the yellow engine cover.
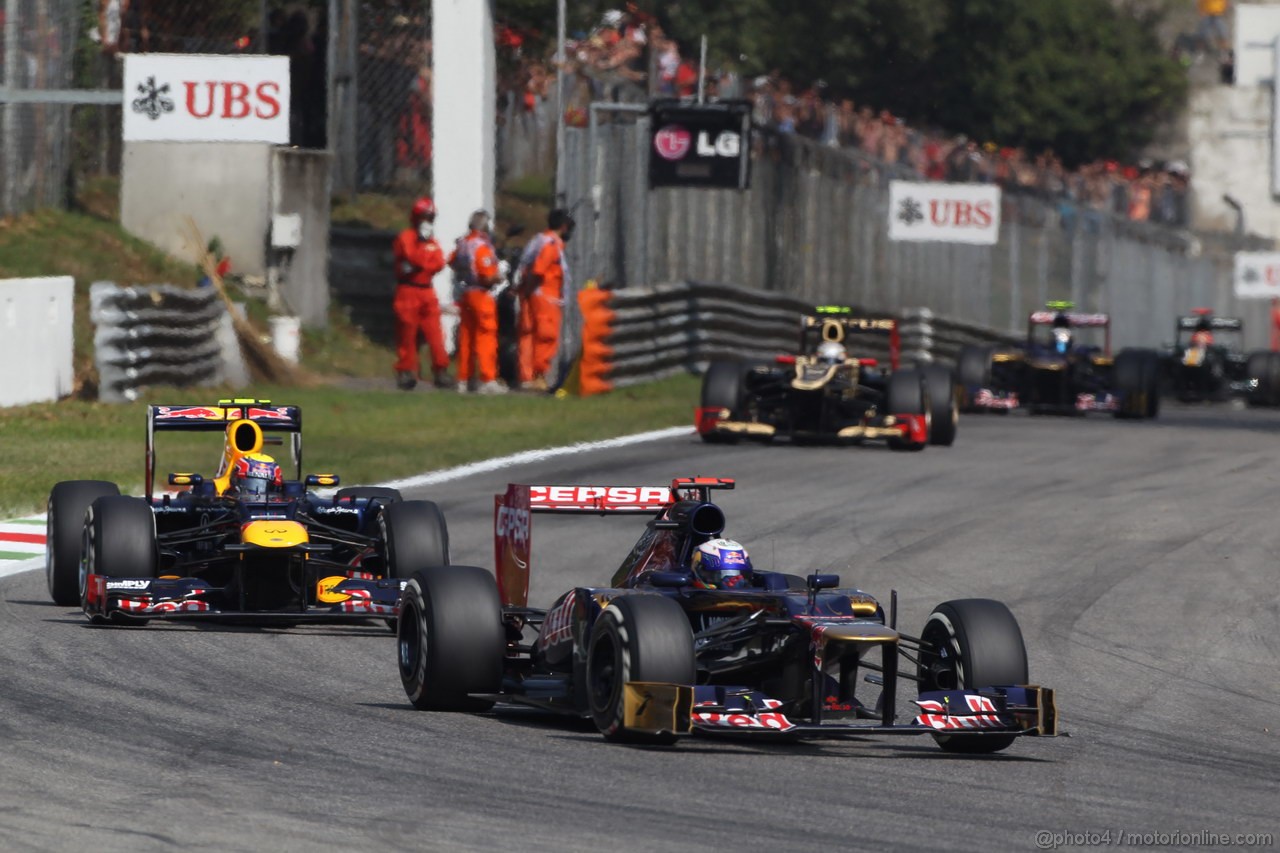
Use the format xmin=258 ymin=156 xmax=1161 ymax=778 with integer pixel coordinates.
xmin=240 ymin=520 xmax=309 ymax=548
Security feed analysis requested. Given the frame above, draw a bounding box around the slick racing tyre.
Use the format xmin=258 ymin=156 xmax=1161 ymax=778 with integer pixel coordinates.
xmin=83 ymin=495 xmax=158 ymax=625
xmin=587 ymin=594 xmax=695 ymax=745
xmin=46 ymin=480 xmax=119 ymax=606
xmin=1246 ymin=351 xmax=1280 ymax=407
xmin=380 ymin=500 xmax=450 ymax=579
xmin=918 ymin=598 xmax=1029 ymax=754
xmin=699 ymin=360 xmax=746 ymax=444
xmin=398 ymin=566 xmax=503 ymax=711
xmin=955 ymin=345 xmax=992 ymax=412
xmin=334 ymin=486 xmax=404 ymax=504
xmin=922 ymin=363 xmax=959 ymax=447
xmin=1114 ymin=349 xmax=1160 ymax=420
xmin=885 ymin=368 xmax=930 ymax=451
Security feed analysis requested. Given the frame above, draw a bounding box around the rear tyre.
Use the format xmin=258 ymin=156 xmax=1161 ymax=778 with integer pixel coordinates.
xmin=885 ymin=369 xmax=930 ymax=451
xmin=955 ymin=345 xmax=992 ymax=412
xmin=398 ymin=566 xmax=504 ymax=711
xmin=922 ymin=364 xmax=958 ymax=446
xmin=1113 ymin=349 xmax=1158 ymax=420
xmin=588 ymin=594 xmax=696 ymax=745
xmin=380 ymin=500 xmax=449 ymax=579
xmin=83 ymin=496 xmax=158 ymax=625
xmin=46 ymin=480 xmax=119 ymax=606
xmin=699 ymin=360 xmax=746 ymax=444
xmin=1268 ymin=352 xmax=1280 ymax=407
xmin=918 ymin=598 xmax=1029 ymax=754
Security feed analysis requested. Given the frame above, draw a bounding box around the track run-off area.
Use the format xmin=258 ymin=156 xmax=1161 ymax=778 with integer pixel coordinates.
xmin=1 ymin=406 xmax=1277 ymax=851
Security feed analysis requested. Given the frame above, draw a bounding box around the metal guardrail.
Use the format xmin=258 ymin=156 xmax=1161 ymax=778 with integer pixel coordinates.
xmin=90 ymin=283 xmax=246 ymax=403
xmin=595 ymin=282 xmax=1017 ymax=386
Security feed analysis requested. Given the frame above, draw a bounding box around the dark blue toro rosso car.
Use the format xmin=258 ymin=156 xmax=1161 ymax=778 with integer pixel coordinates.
xmin=957 ymin=302 xmax=1160 ymax=419
xmin=45 ymin=399 xmax=447 ymax=625
xmin=396 ymin=478 xmax=1058 ymax=752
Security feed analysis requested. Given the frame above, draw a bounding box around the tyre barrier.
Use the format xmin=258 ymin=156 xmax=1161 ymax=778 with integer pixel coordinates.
xmin=569 ymin=282 xmax=1019 ymax=396
xmin=91 ymin=282 xmax=248 ymax=403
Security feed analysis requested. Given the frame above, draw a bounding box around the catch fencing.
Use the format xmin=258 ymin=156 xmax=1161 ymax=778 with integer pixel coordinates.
xmin=91 ymin=282 xmax=246 ymax=403
xmin=560 ymin=115 xmax=1277 ymax=354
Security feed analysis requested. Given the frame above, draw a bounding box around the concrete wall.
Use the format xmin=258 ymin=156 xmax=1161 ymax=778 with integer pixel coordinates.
xmin=121 ymin=142 xmax=273 ymax=278
xmin=1187 ymin=84 xmax=1278 ymax=236
xmin=272 ymin=148 xmax=332 ymax=328
xmin=0 ymin=277 xmax=74 ymax=407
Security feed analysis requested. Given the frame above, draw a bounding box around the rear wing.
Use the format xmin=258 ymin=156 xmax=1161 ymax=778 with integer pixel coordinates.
xmin=494 ymin=478 xmax=734 ymax=607
xmin=801 ymin=307 xmax=900 ymax=369
xmin=1028 ymin=311 xmax=1109 ymax=327
xmin=1176 ymin=315 xmax=1242 ymax=331
xmin=146 ymin=399 xmax=303 ymax=499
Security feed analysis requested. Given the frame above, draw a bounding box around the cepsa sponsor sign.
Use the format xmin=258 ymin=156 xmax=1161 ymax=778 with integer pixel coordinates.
xmin=888 ymin=181 xmax=1001 ymax=246
xmin=1233 ymin=252 xmax=1280 ymax=299
xmin=123 ymin=53 xmax=289 ymax=143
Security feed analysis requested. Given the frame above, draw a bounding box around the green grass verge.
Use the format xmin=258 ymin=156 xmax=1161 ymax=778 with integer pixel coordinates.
xmin=0 ymin=375 xmax=699 ymax=517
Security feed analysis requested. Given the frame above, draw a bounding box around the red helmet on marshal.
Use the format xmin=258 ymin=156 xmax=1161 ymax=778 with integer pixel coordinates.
xmin=410 ymin=197 xmax=437 ymax=224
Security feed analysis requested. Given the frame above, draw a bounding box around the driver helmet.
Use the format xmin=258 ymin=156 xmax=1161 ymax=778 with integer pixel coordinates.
xmin=1050 ymin=314 xmax=1072 ymax=355
xmin=692 ymin=538 xmax=753 ymax=589
xmin=816 ymin=340 xmax=847 ymax=366
xmin=232 ymin=452 xmax=283 ymax=498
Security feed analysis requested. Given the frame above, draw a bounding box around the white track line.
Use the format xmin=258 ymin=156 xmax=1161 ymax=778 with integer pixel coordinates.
xmin=0 ymin=426 xmax=694 ymax=580
xmin=377 ymin=425 xmax=693 ymax=490
xmin=0 ymin=556 xmax=43 ymax=581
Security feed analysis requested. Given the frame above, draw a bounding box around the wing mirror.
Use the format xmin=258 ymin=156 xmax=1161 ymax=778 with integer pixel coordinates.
xmin=305 ymin=474 xmax=340 ymax=487
xmin=807 ymin=573 xmax=839 ymax=591
xmin=168 ymin=473 xmax=203 ymax=487
xmin=649 ymin=571 xmax=694 ymax=588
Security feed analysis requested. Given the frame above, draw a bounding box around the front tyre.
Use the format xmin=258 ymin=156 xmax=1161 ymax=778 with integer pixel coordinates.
xmin=918 ymin=598 xmax=1029 ymax=754
xmin=699 ymin=360 xmax=746 ymax=444
xmin=398 ymin=566 xmax=504 ymax=711
xmin=587 ymin=594 xmax=695 ymax=744
xmin=47 ymin=480 xmax=119 ymax=606
xmin=83 ymin=495 xmax=158 ymax=625
xmin=885 ymin=368 xmax=930 ymax=451
xmin=922 ymin=363 xmax=958 ymax=446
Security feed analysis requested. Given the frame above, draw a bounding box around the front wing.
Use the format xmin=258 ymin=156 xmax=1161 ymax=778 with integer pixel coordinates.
xmin=695 ymin=406 xmax=928 ymax=444
xmin=83 ymin=573 xmax=403 ymax=622
xmin=622 ymin=682 xmax=1058 ymax=740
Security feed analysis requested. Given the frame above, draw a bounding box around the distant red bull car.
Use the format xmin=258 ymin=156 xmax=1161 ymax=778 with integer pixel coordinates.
xmin=396 ymin=477 xmax=1058 ymax=751
xmin=45 ymin=399 xmax=448 ymax=626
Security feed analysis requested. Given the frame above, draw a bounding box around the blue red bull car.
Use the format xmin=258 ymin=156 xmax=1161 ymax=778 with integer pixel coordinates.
xmin=396 ymin=478 xmax=1058 ymax=751
xmin=45 ymin=399 xmax=448 ymax=626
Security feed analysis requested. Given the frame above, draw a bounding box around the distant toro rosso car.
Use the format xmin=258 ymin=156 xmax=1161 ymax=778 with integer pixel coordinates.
xmin=956 ymin=302 xmax=1160 ymax=419
xmin=45 ymin=399 xmax=448 ymax=625
xmin=697 ymin=307 xmax=957 ymax=450
xmin=395 ymin=478 xmax=1058 ymax=752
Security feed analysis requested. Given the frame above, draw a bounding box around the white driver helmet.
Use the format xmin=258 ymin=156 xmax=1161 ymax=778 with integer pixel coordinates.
xmin=816 ymin=341 xmax=847 ymax=365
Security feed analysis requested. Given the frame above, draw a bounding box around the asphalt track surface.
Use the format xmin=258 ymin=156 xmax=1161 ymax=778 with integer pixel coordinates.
xmin=3 ymin=405 xmax=1279 ymax=852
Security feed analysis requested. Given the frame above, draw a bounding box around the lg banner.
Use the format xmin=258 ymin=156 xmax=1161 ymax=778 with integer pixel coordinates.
xmin=888 ymin=181 xmax=1001 ymax=246
xmin=123 ymin=54 xmax=290 ymax=143
xmin=649 ymin=100 xmax=751 ymax=190
xmin=1233 ymin=252 xmax=1280 ymax=298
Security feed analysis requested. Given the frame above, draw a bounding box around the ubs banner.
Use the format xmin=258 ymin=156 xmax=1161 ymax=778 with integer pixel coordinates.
xmin=1233 ymin=252 xmax=1280 ymax=299
xmin=888 ymin=181 xmax=1001 ymax=246
xmin=649 ymin=100 xmax=751 ymax=190
xmin=123 ymin=54 xmax=290 ymax=143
